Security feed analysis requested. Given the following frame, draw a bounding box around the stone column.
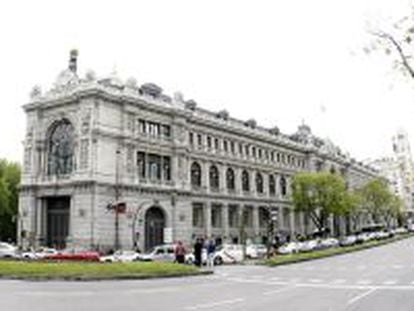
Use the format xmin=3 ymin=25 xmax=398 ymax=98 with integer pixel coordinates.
xmin=222 ymin=204 xmax=229 ymax=243
xmin=205 ymin=202 xmax=212 ymax=239
xmin=289 ymin=208 xmax=295 ymax=237
xmin=252 ymin=205 xmax=260 ymax=242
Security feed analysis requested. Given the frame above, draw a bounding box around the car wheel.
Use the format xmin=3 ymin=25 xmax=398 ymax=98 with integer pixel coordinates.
xmin=214 ymin=256 xmax=223 ymax=266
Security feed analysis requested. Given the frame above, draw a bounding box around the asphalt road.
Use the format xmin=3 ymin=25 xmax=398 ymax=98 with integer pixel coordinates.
xmin=3 ymin=238 xmax=414 ymax=311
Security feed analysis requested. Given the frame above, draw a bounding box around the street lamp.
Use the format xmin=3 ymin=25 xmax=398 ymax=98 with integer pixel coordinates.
xmin=131 ymin=200 xmax=153 ymax=251
xmin=267 ymin=207 xmax=278 ymax=258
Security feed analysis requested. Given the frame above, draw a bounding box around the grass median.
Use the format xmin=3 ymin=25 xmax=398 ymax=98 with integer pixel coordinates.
xmin=0 ymin=261 xmax=207 ymax=281
xmin=266 ymin=233 xmax=413 ymax=267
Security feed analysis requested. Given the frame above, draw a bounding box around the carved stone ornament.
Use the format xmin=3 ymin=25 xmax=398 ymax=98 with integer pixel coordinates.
xmin=30 ymin=85 xmax=42 ymax=99
xmin=81 ymin=109 xmax=92 ymax=135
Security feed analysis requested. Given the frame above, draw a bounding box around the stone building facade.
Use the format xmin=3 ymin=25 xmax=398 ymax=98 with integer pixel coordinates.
xmin=18 ymin=51 xmax=378 ymax=251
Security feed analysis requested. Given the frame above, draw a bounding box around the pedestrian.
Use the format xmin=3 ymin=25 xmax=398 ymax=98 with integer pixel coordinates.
xmin=194 ymin=238 xmax=203 ymax=267
xmin=207 ymin=239 xmax=216 ymax=268
xmin=174 ymin=241 xmax=186 ymax=264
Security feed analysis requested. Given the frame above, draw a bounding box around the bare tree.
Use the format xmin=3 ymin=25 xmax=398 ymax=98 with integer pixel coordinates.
xmin=366 ymin=3 xmax=414 ymax=80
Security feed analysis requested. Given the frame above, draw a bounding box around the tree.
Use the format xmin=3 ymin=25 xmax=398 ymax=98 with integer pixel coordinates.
xmin=291 ymin=172 xmax=349 ymax=233
xmin=358 ymin=178 xmax=395 ymax=225
xmin=366 ymin=3 xmax=414 ymax=80
xmin=0 ymin=159 xmax=21 ymax=241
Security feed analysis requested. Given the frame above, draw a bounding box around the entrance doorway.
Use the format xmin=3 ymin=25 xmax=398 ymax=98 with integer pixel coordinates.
xmin=46 ymin=197 xmax=70 ymax=249
xmin=145 ymin=206 xmax=165 ymax=250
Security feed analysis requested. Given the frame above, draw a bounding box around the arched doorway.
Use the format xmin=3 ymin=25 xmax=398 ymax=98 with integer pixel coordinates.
xmin=145 ymin=206 xmax=165 ymax=250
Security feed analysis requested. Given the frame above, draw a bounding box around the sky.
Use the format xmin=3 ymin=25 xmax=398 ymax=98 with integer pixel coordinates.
xmin=0 ymin=0 xmax=413 ymax=163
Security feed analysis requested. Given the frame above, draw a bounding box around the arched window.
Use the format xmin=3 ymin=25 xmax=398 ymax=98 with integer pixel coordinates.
xmin=209 ymin=165 xmax=219 ymax=190
xmin=280 ymin=176 xmax=287 ymax=196
xmin=47 ymin=119 xmax=75 ymax=175
xmin=191 ymin=162 xmax=202 ymax=187
xmin=269 ymin=175 xmax=276 ymax=196
xmin=226 ymin=168 xmax=235 ymax=191
xmin=242 ymin=170 xmax=250 ymax=192
xmin=256 ymin=172 xmax=263 ymax=193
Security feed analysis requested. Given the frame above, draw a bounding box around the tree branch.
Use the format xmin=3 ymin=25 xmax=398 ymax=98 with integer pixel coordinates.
xmin=371 ymin=30 xmax=414 ymax=79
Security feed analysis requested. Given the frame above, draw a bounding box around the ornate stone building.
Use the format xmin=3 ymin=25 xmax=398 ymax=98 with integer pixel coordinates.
xmin=18 ymin=51 xmax=378 ymax=251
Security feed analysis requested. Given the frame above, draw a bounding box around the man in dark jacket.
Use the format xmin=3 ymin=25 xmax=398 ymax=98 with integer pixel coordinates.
xmin=194 ymin=238 xmax=203 ymax=267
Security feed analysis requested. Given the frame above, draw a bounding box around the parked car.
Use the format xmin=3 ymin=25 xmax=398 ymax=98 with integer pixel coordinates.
xmin=0 ymin=242 xmax=18 ymax=259
xmin=136 ymin=244 xmax=176 ymax=262
xmin=213 ymin=244 xmax=244 ymax=265
xmin=299 ymin=240 xmax=319 ymax=252
xmin=319 ymin=238 xmax=339 ymax=249
xmin=21 ymin=247 xmax=58 ymax=260
xmin=45 ymin=249 xmax=100 ymax=262
xmin=277 ymin=242 xmax=300 ymax=255
xmin=100 ymin=250 xmax=141 ymax=263
xmin=246 ymin=244 xmax=267 ymax=259
xmin=339 ymin=235 xmax=357 ymax=247
xmin=356 ymin=233 xmax=370 ymax=244
xmin=185 ymin=248 xmax=208 ymax=265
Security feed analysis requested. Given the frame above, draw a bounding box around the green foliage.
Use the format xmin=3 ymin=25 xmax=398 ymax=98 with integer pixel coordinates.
xmin=358 ymin=178 xmax=397 ymax=224
xmin=0 ymin=159 xmax=21 ymax=241
xmin=291 ymin=172 xmax=349 ymax=231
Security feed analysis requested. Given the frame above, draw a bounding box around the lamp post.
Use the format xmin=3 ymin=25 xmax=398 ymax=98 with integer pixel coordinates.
xmin=131 ymin=200 xmax=154 ymax=251
xmin=267 ymin=207 xmax=278 ymax=258
xmin=114 ymin=149 xmax=121 ymax=250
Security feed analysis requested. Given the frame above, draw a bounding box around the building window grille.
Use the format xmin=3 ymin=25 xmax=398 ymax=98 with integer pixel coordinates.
xmin=148 ymin=154 xmax=161 ymax=180
xmin=242 ymin=170 xmax=250 ymax=192
xmin=47 ymin=119 xmax=75 ymax=176
xmin=256 ymin=172 xmax=264 ymax=193
xmin=280 ymin=176 xmax=287 ymax=196
xmin=192 ymin=204 xmax=204 ymax=227
xmin=191 ymin=162 xmax=202 ymax=187
xmin=209 ymin=165 xmax=220 ymax=190
xmin=211 ymin=205 xmax=222 ymax=228
xmin=226 ymin=168 xmax=235 ymax=191
xmin=269 ymin=174 xmax=276 ymax=196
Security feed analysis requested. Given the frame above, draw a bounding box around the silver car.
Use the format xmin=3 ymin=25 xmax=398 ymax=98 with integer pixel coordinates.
xmin=137 ymin=244 xmax=176 ymax=262
xmin=0 ymin=242 xmax=18 ymax=258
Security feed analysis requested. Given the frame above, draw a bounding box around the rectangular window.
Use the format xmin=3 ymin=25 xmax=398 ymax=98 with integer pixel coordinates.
xmin=239 ymin=143 xmax=243 ymax=155
xmin=230 ymin=141 xmax=235 ymax=154
xmin=252 ymin=147 xmax=256 ymax=158
xmin=245 ymin=145 xmax=249 ymax=156
xmin=258 ymin=149 xmax=262 ymax=159
xmin=138 ymin=119 xmax=146 ymax=133
xmin=211 ymin=205 xmax=222 ymax=228
xmin=214 ymin=138 xmax=219 ymax=150
xmin=271 ymin=151 xmax=274 ymax=162
xmin=223 ymin=140 xmax=228 ymax=152
xmin=207 ymin=136 xmax=212 ymax=149
xmin=137 ymin=152 xmax=146 ymax=178
xmin=192 ymin=204 xmax=204 ymax=228
xmin=148 ymin=154 xmax=161 ymax=180
xmin=197 ymin=134 xmax=202 ymax=147
xmin=189 ymin=132 xmax=194 ymax=145
xmin=228 ymin=205 xmax=239 ymax=228
xmin=162 ymin=125 xmax=171 ymax=138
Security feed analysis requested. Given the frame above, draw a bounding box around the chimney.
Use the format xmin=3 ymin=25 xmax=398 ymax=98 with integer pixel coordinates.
xmin=68 ymin=49 xmax=78 ymax=73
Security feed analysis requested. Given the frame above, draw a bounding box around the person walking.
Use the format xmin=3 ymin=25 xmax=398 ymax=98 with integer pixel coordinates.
xmin=175 ymin=241 xmax=186 ymax=264
xmin=194 ymin=238 xmax=203 ymax=267
xmin=207 ymin=239 xmax=216 ymax=268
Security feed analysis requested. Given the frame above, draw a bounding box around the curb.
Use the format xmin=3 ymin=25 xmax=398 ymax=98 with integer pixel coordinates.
xmin=0 ymin=269 xmax=213 ymax=282
xmin=265 ymin=234 xmax=414 ymax=267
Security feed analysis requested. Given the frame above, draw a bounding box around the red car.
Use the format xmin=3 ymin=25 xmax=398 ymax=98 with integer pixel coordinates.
xmin=45 ymin=250 xmax=100 ymax=262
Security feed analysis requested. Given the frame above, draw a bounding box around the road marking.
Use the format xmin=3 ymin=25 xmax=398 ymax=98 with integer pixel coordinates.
xmin=263 ymin=286 xmax=295 ymax=296
xmin=347 ymin=288 xmax=377 ymax=305
xmin=270 ymin=276 xmax=281 ymax=281
xmin=184 ymin=298 xmax=245 ymax=310
xmin=392 ymin=265 xmax=403 ymax=269
xmin=356 ymin=280 xmax=372 ymax=285
xmin=383 ymin=280 xmax=397 ymax=285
